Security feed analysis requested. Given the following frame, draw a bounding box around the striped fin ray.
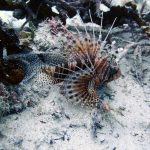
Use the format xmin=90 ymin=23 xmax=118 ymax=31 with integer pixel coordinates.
xmin=70 ymin=19 xmax=100 ymax=67
xmin=42 ymin=59 xmax=92 ymax=83
xmin=60 ymin=69 xmax=99 ymax=107
xmin=42 ymin=61 xmax=77 ymax=83
xmin=42 ymin=55 xmax=110 ymax=85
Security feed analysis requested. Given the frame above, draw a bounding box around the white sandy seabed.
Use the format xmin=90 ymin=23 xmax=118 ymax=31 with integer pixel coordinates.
xmin=0 ymin=56 xmax=150 ymax=150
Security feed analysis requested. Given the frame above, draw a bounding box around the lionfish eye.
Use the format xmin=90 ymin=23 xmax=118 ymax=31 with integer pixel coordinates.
xmin=112 ymin=67 xmax=119 ymax=75
xmin=110 ymin=58 xmax=118 ymax=67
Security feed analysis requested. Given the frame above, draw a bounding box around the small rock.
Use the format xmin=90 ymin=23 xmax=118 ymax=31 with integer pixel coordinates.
xmin=14 ymin=138 xmax=23 ymax=146
xmin=0 ymin=131 xmax=6 ymax=139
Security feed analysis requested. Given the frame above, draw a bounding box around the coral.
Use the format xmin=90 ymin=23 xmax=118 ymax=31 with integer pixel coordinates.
xmin=0 ymin=82 xmax=51 ymax=117
xmin=34 ymin=18 xmax=73 ymax=55
xmin=0 ymin=83 xmax=9 ymax=116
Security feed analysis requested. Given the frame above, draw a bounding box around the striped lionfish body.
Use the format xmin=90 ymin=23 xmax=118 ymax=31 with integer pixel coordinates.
xmin=43 ymin=17 xmax=121 ymax=107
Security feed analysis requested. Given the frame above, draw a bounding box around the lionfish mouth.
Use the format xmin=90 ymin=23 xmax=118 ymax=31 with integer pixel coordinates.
xmin=42 ymin=16 xmax=121 ymax=107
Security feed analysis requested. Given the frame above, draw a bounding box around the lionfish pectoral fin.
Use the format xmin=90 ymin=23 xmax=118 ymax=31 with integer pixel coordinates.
xmin=60 ymin=70 xmax=98 ymax=107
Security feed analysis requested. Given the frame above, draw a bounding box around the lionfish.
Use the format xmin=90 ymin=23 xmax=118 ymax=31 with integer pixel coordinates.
xmin=42 ymin=13 xmax=121 ymax=107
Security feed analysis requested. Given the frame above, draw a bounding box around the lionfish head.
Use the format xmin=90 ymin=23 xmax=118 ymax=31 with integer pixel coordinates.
xmin=93 ymin=56 xmax=121 ymax=87
xmin=105 ymin=57 xmax=121 ymax=83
